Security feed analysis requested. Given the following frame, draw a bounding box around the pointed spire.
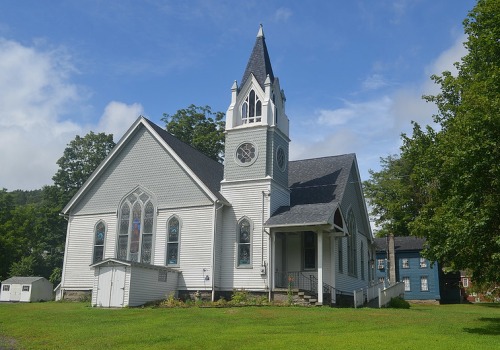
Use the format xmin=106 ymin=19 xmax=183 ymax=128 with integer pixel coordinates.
xmin=240 ymin=24 xmax=274 ymax=90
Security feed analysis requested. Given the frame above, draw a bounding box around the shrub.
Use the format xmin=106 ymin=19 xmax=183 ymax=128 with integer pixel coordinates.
xmin=388 ymin=296 xmax=410 ymax=309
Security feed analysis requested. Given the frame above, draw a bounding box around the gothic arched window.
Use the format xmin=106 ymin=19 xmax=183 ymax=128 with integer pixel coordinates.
xmin=241 ymin=89 xmax=262 ymax=124
xmin=237 ymin=218 xmax=252 ymax=266
xmin=347 ymin=210 xmax=357 ymax=276
xmin=93 ymin=220 xmax=106 ymax=264
xmin=117 ymin=188 xmax=155 ymax=264
xmin=166 ymin=216 xmax=180 ymax=266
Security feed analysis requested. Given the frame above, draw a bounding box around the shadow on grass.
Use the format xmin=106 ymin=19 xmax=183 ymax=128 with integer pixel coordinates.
xmin=463 ymin=317 xmax=500 ymax=335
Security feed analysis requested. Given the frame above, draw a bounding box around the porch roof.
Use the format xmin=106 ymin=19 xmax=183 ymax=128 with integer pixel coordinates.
xmin=265 ymin=154 xmax=355 ymax=228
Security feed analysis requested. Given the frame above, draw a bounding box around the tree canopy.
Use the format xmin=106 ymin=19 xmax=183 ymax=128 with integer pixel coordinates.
xmin=161 ymin=105 xmax=225 ymax=162
xmin=0 ymin=131 xmax=115 ymax=283
xmin=364 ymin=0 xmax=499 ymax=285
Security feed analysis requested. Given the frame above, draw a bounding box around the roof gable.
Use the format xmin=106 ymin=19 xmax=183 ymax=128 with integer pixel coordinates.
xmin=63 ymin=117 xmax=226 ymax=214
xmin=265 ymin=154 xmax=355 ymax=227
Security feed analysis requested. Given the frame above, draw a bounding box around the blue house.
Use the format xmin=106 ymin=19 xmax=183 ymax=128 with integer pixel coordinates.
xmin=375 ymin=237 xmax=441 ymax=303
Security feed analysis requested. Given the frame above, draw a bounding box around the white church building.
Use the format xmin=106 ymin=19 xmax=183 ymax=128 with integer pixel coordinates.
xmin=59 ymin=26 xmax=376 ymax=307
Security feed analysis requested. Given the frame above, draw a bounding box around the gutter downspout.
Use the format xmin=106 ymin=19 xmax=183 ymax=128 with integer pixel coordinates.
xmin=211 ymin=201 xmax=224 ymax=302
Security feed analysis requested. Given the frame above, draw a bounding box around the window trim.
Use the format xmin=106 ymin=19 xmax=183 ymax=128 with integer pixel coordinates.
xmin=22 ymin=285 xmax=30 ymax=292
xmin=93 ymin=220 xmax=107 ymax=264
xmin=166 ymin=215 xmax=181 ymax=267
xmin=419 ymin=257 xmax=427 ymax=268
xmin=420 ymin=276 xmax=429 ymax=291
xmin=236 ymin=217 xmax=253 ymax=268
xmin=2 ymin=285 xmax=10 ymax=291
xmin=116 ymin=187 xmax=156 ymax=264
xmin=303 ymin=231 xmax=317 ymax=270
xmin=346 ymin=209 xmax=357 ymax=277
xmin=402 ymin=258 xmax=410 ymax=269
xmin=403 ymin=276 xmax=411 ymax=291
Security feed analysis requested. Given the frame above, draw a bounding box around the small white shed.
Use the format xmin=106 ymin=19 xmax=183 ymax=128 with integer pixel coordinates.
xmin=90 ymin=258 xmax=179 ymax=307
xmin=0 ymin=277 xmax=53 ymax=302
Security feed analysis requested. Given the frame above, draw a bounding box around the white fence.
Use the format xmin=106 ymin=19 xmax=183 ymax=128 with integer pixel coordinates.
xmin=378 ymin=282 xmax=405 ymax=308
xmin=353 ymin=288 xmax=364 ymax=308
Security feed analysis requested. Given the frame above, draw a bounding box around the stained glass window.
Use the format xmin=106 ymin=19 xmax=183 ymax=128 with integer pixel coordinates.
xmin=93 ymin=221 xmax=106 ymax=263
xmin=238 ymin=219 xmax=251 ymax=266
xmin=167 ymin=217 xmax=180 ymax=265
xmin=117 ymin=188 xmax=155 ymax=264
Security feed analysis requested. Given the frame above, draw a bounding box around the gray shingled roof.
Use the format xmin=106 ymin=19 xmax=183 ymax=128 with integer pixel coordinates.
xmin=143 ymin=118 xmax=226 ymax=202
xmin=374 ymin=236 xmax=426 ymax=252
xmin=2 ymin=276 xmax=45 ymax=284
xmin=240 ymin=29 xmax=274 ymax=90
xmin=265 ymin=154 xmax=355 ymax=227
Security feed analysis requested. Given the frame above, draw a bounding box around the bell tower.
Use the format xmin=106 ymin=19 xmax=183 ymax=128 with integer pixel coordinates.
xmin=222 ymin=25 xmax=290 ymax=199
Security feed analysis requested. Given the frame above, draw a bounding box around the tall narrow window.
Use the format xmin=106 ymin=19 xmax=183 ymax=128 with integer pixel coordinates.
xmin=241 ymin=89 xmax=262 ymax=124
xmin=93 ymin=221 xmax=106 ymax=263
xmin=167 ymin=216 xmax=180 ymax=266
xmin=420 ymin=276 xmax=429 ymax=291
xmin=304 ymin=231 xmax=316 ymax=269
xmin=338 ymin=237 xmax=344 ymax=273
xmin=347 ymin=210 xmax=357 ymax=276
xmin=403 ymin=277 xmax=411 ymax=291
xmin=117 ymin=188 xmax=155 ymax=263
xmin=360 ymin=242 xmax=365 ymax=280
xmin=238 ymin=218 xmax=251 ymax=266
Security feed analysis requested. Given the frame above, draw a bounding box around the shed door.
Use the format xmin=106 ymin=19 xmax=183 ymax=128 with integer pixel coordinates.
xmin=10 ymin=284 xmax=21 ymax=301
xmin=96 ymin=266 xmax=126 ymax=307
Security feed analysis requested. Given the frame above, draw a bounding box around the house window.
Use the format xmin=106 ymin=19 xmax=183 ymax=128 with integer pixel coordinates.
xmin=462 ymin=278 xmax=469 ymax=288
xmin=378 ymin=277 xmax=385 ymax=284
xmin=360 ymin=242 xmax=365 ymax=280
xmin=419 ymin=257 xmax=427 ymax=268
xmin=421 ymin=276 xmax=429 ymax=291
xmin=304 ymin=231 xmax=316 ymax=270
xmin=22 ymin=286 xmax=30 ymax=292
xmin=2 ymin=285 xmax=9 ymax=291
xmin=93 ymin=220 xmax=106 ymax=264
xmin=237 ymin=218 xmax=252 ymax=267
xmin=377 ymin=259 xmax=385 ymax=270
xmin=338 ymin=237 xmax=344 ymax=273
xmin=117 ymin=188 xmax=155 ymax=264
xmin=402 ymin=258 xmax=409 ymax=269
xmin=241 ymin=89 xmax=262 ymax=124
xmin=403 ymin=277 xmax=410 ymax=291
xmin=167 ymin=216 xmax=180 ymax=266
xmin=347 ymin=210 xmax=357 ymax=276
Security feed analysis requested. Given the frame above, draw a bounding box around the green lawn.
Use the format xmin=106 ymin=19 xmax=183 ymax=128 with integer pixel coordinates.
xmin=0 ymin=302 xmax=498 ymax=349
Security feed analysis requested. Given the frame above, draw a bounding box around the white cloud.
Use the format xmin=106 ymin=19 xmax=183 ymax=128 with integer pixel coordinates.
xmin=0 ymin=38 xmax=144 ymax=190
xmin=274 ymin=7 xmax=292 ymax=22
xmin=291 ymin=34 xmax=469 ymax=181
xmin=98 ymin=101 xmax=144 ymax=140
xmin=362 ymin=74 xmax=389 ymax=91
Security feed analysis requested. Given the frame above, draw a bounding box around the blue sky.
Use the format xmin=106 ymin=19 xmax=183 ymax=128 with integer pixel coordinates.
xmin=0 ymin=0 xmax=476 ymax=191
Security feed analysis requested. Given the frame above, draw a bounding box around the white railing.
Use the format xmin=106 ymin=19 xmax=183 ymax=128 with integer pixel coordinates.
xmin=378 ymin=282 xmax=405 ymax=308
xmin=367 ymin=282 xmax=384 ymax=302
xmin=353 ymin=288 xmax=364 ymax=308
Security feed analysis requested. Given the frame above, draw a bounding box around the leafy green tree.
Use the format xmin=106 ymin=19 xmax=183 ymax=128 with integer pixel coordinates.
xmin=52 ymin=131 xmax=115 ymax=204
xmin=161 ymin=105 xmax=225 ymax=162
xmin=366 ymin=0 xmax=499 ymax=285
xmin=411 ymin=0 xmax=500 ymax=285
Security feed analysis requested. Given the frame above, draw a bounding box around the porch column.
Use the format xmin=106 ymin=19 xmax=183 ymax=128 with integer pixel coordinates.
xmin=331 ymin=234 xmax=336 ymax=304
xmin=317 ymin=231 xmax=323 ymax=305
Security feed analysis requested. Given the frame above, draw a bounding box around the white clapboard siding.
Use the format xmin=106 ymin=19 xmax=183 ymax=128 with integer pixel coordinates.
xmin=155 ymin=205 xmax=215 ymax=290
xmin=72 ymin=125 xmax=213 ymax=216
xmin=219 ymin=181 xmax=271 ymax=291
xmin=62 ymin=213 xmax=115 ymax=289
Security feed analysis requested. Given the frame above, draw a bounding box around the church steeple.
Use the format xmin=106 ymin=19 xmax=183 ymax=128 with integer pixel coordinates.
xmin=240 ymin=24 xmax=275 ymax=90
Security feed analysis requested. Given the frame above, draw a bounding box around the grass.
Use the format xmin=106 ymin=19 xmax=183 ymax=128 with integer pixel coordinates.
xmin=0 ymin=302 xmax=498 ymax=349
